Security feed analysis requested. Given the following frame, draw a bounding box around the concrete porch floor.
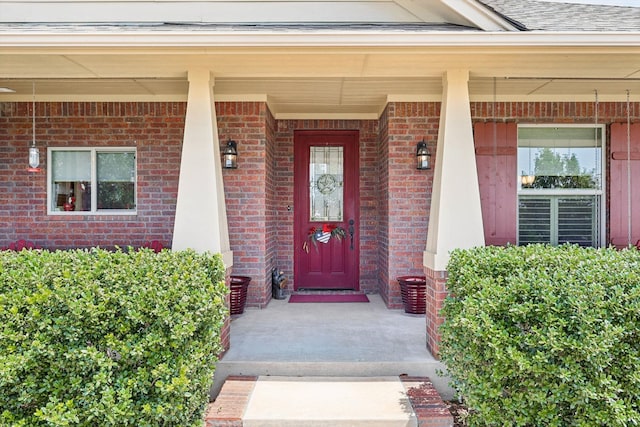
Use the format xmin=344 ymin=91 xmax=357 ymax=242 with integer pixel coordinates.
xmin=211 ymin=293 xmax=455 ymax=401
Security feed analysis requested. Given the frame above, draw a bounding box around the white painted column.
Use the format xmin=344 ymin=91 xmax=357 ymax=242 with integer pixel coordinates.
xmin=424 ymin=69 xmax=484 ymax=271
xmin=172 ymin=68 xmax=233 ymax=268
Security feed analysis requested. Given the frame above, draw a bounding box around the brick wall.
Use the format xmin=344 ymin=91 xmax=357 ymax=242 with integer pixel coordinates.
xmin=380 ymin=102 xmax=439 ymax=308
xmin=0 ymin=102 xmax=183 ymax=249
xmin=471 ymin=101 xmax=638 ymax=122
xmin=424 ymin=267 xmax=447 ymax=357
xmin=265 ymin=108 xmax=278 ymax=301
xmin=377 ymin=106 xmax=390 ymax=304
xmin=217 ymin=102 xmax=271 ymax=308
xmin=273 ymin=121 xmax=295 ymax=290
xmin=357 ymin=120 xmax=381 ymax=293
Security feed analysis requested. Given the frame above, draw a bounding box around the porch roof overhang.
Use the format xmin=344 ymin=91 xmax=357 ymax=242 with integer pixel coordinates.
xmin=2 ymin=28 xmax=640 ymax=118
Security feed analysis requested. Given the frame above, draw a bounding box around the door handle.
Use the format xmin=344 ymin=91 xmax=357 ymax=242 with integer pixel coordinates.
xmin=348 ymin=219 xmax=355 ymax=250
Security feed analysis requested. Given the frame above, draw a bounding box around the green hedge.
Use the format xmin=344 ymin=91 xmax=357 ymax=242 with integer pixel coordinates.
xmin=0 ymin=248 xmax=228 ymax=426
xmin=440 ymin=244 xmax=640 ymax=426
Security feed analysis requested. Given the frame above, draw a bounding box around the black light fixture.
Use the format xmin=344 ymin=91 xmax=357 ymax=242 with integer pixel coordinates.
xmin=416 ymin=139 xmax=431 ymax=170
xmin=222 ymin=139 xmax=238 ymax=169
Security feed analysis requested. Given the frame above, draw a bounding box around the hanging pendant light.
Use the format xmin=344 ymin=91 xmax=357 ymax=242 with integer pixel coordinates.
xmin=27 ymin=82 xmax=40 ymax=173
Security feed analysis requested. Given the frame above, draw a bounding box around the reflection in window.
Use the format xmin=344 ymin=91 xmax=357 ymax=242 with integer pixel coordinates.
xmin=49 ymin=148 xmax=136 ymax=214
xmin=518 ymin=126 xmax=602 ymax=189
xmin=310 ymin=146 xmax=343 ymax=221
xmin=517 ymin=125 xmax=604 ymax=247
xmin=97 ymin=152 xmax=136 ymax=210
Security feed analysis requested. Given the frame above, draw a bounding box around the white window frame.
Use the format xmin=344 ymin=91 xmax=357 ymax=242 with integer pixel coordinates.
xmin=516 ymin=124 xmax=606 ymax=247
xmin=47 ymin=147 xmax=137 ymax=216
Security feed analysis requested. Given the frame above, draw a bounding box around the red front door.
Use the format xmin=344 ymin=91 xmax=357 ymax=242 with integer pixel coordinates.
xmin=293 ymin=130 xmax=360 ymax=290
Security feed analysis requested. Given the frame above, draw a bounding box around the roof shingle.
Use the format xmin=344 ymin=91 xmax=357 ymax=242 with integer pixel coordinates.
xmin=480 ymin=0 xmax=640 ymax=31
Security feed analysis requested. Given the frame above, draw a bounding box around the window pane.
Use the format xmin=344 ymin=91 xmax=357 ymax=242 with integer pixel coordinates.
xmin=518 ymin=197 xmax=551 ymax=244
xmin=51 ymin=150 xmax=91 ymax=212
xmin=97 ymin=152 xmax=135 ymax=182
xmin=309 ymin=146 xmax=343 ymax=221
xmin=52 ymin=151 xmax=91 ymax=181
xmin=97 ymin=152 xmax=135 ymax=210
xmin=52 ymin=181 xmax=91 ymax=212
xmin=519 ymin=196 xmax=600 ymax=247
xmin=518 ymin=127 xmax=602 ymax=189
xmin=558 ymin=196 xmax=599 ymax=247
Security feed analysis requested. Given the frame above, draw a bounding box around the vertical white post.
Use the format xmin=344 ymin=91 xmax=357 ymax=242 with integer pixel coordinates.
xmin=424 ymin=69 xmax=484 ymax=271
xmin=173 ymin=68 xmax=233 ymax=267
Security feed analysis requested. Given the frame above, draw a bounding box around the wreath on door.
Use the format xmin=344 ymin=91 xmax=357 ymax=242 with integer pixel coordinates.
xmin=303 ymin=224 xmax=346 ymax=253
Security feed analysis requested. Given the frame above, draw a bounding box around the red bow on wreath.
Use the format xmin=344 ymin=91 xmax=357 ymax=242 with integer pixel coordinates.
xmin=303 ymin=224 xmax=346 ymax=253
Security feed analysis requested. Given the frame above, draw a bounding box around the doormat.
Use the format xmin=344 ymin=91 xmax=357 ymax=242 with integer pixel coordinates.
xmin=288 ymin=294 xmax=369 ymax=303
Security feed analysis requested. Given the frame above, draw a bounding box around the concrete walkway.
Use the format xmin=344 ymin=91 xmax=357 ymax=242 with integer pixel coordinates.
xmin=206 ymin=375 xmax=454 ymax=427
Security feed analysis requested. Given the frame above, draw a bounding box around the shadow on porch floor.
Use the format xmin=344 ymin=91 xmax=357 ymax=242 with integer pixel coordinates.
xmin=211 ymin=293 xmax=454 ymax=401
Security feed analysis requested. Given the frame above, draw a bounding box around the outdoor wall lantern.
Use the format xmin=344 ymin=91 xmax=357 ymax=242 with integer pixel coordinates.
xmin=222 ymin=139 xmax=238 ymax=169
xmin=416 ymin=139 xmax=431 ymax=170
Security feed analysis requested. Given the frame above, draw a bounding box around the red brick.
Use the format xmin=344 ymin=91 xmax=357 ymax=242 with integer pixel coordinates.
xmin=0 ymin=101 xmax=182 ymax=250
xmin=205 ymin=376 xmax=257 ymax=427
xmin=400 ymin=376 xmax=454 ymax=427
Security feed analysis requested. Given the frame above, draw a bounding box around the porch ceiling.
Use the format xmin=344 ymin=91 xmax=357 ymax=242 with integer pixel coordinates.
xmin=2 ymin=47 xmax=640 ymax=118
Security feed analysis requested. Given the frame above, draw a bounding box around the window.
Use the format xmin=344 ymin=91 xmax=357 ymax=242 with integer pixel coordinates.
xmin=309 ymin=146 xmax=343 ymax=221
xmin=517 ymin=125 xmax=604 ymax=247
xmin=48 ymin=148 xmax=136 ymax=214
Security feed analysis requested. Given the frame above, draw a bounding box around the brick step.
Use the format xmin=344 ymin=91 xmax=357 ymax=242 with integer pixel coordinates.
xmin=205 ymin=376 xmax=453 ymax=427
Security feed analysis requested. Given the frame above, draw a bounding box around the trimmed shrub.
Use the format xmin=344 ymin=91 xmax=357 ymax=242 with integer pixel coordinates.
xmin=441 ymin=244 xmax=640 ymax=426
xmin=0 ymin=248 xmax=228 ymax=426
